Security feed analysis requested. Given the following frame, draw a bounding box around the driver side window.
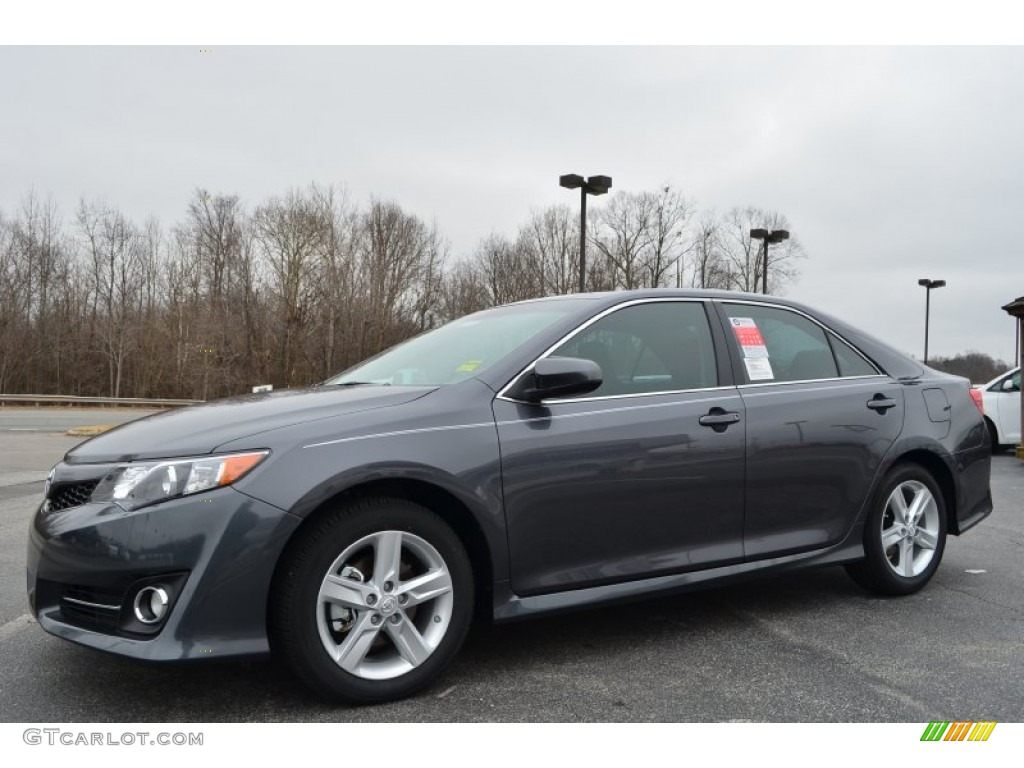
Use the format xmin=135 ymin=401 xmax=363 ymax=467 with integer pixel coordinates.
xmin=550 ymin=302 xmax=718 ymax=398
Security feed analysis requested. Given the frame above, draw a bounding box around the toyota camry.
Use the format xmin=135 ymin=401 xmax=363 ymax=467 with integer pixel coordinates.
xmin=27 ymin=290 xmax=993 ymax=703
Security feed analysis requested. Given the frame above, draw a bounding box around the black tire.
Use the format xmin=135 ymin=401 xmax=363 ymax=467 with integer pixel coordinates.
xmin=269 ymin=496 xmax=473 ymax=704
xmin=845 ymin=464 xmax=947 ymax=596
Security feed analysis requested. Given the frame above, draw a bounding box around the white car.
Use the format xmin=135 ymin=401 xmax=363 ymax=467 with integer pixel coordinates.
xmin=979 ymin=366 xmax=1021 ymax=450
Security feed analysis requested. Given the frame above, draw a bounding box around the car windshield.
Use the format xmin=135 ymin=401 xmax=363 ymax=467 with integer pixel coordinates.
xmin=325 ymin=301 xmax=585 ymax=387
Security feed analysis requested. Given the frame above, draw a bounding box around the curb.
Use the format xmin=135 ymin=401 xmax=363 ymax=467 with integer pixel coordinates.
xmin=66 ymin=424 xmax=117 ymax=437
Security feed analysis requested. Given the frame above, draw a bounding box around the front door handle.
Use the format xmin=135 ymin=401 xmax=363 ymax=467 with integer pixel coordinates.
xmin=699 ymin=408 xmax=741 ymax=432
xmin=866 ymin=395 xmax=896 ymax=413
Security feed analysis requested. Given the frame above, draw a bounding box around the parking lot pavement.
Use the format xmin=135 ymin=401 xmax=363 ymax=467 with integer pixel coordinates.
xmin=0 ymin=409 xmax=156 ymax=486
xmin=0 ymin=407 xmax=158 ymax=433
xmin=0 ymin=430 xmax=1021 ymax=722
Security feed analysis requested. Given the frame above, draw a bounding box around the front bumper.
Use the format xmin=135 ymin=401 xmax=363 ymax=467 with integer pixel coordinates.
xmin=27 ymin=485 xmax=301 ymax=661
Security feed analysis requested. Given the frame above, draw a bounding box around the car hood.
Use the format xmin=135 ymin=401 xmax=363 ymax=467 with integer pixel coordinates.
xmin=65 ymin=385 xmax=435 ymax=464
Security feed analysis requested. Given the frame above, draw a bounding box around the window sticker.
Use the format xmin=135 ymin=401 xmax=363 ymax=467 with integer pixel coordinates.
xmin=744 ymin=357 xmax=775 ymax=381
xmin=730 ymin=317 xmax=769 ymax=359
xmin=455 ymin=359 xmax=483 ymax=373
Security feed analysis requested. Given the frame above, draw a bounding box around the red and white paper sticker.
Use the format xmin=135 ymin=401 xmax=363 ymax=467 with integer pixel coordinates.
xmin=729 ymin=317 xmax=769 ymax=359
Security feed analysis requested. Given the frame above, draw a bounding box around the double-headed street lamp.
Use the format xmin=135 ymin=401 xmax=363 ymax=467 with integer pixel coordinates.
xmin=560 ymin=174 xmax=612 ymax=293
xmin=918 ymin=278 xmax=946 ymax=365
xmin=749 ymin=228 xmax=790 ymax=294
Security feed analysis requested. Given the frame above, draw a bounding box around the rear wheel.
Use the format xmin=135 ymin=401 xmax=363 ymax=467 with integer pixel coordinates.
xmin=845 ymin=464 xmax=947 ymax=596
xmin=270 ymin=497 xmax=473 ymax=703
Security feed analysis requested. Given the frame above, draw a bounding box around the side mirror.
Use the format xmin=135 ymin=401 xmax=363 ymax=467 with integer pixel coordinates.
xmin=1003 ymin=378 xmax=1017 ymax=392
xmin=512 ymin=356 xmax=603 ymax=402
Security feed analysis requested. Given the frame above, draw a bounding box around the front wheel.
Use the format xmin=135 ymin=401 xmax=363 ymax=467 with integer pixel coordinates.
xmin=270 ymin=497 xmax=474 ymax=703
xmin=845 ymin=465 xmax=947 ymax=596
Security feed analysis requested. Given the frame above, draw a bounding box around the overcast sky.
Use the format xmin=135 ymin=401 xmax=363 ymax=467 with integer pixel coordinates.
xmin=2 ymin=46 xmax=1021 ymax=365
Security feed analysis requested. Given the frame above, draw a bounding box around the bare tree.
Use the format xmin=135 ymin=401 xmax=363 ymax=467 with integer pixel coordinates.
xmin=518 ymin=205 xmax=579 ymax=295
xmin=718 ymin=206 xmax=804 ymax=294
xmin=357 ymin=198 xmax=447 ymax=354
xmin=438 ymin=259 xmax=489 ymax=322
xmin=592 ymin=185 xmax=694 ymax=289
xmin=690 ymin=211 xmax=731 ymax=289
xmin=0 ymin=181 xmax=811 ymax=400
xmin=77 ymin=200 xmax=144 ymax=398
xmin=0 ymin=210 xmax=25 ymax=392
xmin=469 ymin=233 xmax=542 ymax=305
xmin=254 ymin=185 xmax=333 ymax=386
xmin=643 ymin=186 xmax=694 ymax=288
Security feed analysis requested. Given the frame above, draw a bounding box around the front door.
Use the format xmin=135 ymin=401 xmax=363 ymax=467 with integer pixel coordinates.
xmin=494 ymin=300 xmax=746 ymax=596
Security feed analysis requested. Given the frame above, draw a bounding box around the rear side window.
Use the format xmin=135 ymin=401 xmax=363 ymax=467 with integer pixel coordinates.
xmin=829 ymin=334 xmax=878 ymax=377
xmin=551 ymin=301 xmax=718 ymax=397
xmin=722 ymin=303 xmax=839 ymax=383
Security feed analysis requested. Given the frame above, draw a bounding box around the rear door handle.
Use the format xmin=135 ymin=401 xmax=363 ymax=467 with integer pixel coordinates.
xmin=699 ymin=408 xmax=741 ymax=431
xmin=866 ymin=395 xmax=896 ymax=413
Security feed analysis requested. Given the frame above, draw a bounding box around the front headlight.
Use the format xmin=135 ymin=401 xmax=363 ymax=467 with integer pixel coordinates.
xmin=90 ymin=451 xmax=269 ymax=511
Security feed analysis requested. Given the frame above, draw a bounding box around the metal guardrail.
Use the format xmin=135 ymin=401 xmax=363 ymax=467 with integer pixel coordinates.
xmin=0 ymin=394 xmax=202 ymax=408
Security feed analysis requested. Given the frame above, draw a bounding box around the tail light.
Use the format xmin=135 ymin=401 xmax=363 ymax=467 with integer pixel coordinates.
xmin=969 ymin=388 xmax=984 ymax=415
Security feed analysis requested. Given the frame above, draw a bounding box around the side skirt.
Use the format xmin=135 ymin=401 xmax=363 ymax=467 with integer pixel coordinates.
xmin=491 ymin=530 xmax=866 ymax=623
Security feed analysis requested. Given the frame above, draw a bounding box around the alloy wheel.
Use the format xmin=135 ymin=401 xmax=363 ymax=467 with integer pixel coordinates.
xmin=880 ymin=480 xmax=940 ymax=578
xmin=315 ymin=530 xmax=454 ymax=680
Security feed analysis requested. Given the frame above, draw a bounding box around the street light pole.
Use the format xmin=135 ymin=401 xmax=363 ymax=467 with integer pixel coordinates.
xmin=560 ymin=174 xmax=612 ymax=293
xmin=918 ymin=278 xmax=946 ymax=365
xmin=761 ymin=239 xmax=768 ymax=294
xmin=579 ymin=188 xmax=587 ymax=293
xmin=749 ymin=228 xmax=790 ymax=294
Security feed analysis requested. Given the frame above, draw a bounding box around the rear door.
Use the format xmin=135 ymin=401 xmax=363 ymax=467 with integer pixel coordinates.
xmin=716 ymin=300 xmax=905 ymax=560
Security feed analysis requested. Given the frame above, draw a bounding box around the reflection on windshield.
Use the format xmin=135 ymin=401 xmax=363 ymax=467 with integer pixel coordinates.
xmin=326 ymin=303 xmax=580 ymax=387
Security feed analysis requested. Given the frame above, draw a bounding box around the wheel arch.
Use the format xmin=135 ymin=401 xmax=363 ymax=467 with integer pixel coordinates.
xmin=983 ymin=415 xmax=1003 ymax=448
xmin=887 ymin=449 xmax=959 ymax=534
xmin=272 ymin=476 xmax=497 ymax=621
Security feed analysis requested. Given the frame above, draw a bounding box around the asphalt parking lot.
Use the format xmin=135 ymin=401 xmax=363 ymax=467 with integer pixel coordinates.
xmin=0 ymin=409 xmax=1021 ymax=722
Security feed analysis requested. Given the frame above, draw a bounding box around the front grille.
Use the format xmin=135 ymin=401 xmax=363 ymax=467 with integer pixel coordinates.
xmin=48 ymin=480 xmax=99 ymax=511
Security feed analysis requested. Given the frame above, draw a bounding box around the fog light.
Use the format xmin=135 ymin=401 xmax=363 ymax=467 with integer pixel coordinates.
xmin=133 ymin=586 xmax=169 ymax=624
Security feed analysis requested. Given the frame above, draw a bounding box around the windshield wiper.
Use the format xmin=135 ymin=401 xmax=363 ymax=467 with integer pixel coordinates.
xmin=335 ymin=381 xmax=392 ymax=387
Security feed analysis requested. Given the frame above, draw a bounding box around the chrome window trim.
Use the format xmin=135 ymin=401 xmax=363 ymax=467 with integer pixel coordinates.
xmin=531 ymin=384 xmax=737 ymax=406
xmin=508 ymin=392 xmax=739 ymax=421
xmin=714 ymin=298 xmax=884 ymax=380
xmin=496 ymin=297 xmax=721 ymax=405
xmin=737 ymin=374 xmax=890 ymax=391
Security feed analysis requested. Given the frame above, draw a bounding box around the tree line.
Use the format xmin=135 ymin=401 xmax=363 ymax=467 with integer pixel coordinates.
xmin=927 ymin=351 xmax=1011 ymax=384
xmin=0 ymin=184 xmax=804 ymax=400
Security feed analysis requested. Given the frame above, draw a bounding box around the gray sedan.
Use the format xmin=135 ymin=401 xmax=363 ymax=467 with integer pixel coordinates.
xmin=27 ymin=290 xmax=992 ymax=703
